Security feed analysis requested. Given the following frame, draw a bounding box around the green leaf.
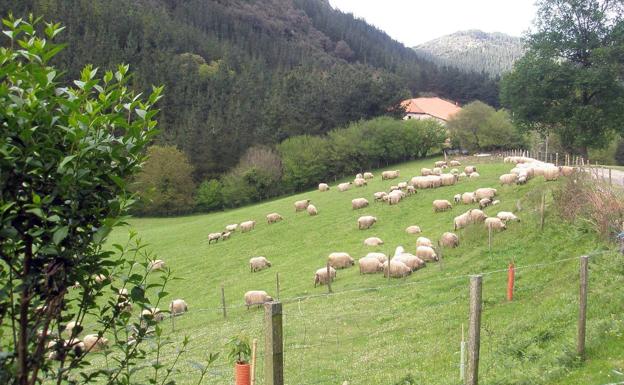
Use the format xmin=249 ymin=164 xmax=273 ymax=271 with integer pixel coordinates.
xmin=93 ymin=226 xmax=111 ymax=244
xmin=58 ymin=155 xmax=76 ymax=171
xmin=53 ymin=226 xmax=68 ymax=245
xmin=135 ymin=109 xmax=147 ymax=119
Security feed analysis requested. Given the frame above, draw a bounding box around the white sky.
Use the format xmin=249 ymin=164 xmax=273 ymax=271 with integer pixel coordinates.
xmin=328 ymin=0 xmax=539 ymax=46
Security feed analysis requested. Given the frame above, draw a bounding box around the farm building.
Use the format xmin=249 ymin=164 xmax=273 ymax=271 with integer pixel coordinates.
xmin=401 ymin=97 xmax=462 ymax=125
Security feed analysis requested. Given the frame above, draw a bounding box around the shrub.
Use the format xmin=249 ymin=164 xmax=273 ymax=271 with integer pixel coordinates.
xmin=279 ymin=135 xmax=330 ymax=192
xmin=615 ymin=139 xmax=624 ymax=165
xmin=196 ymin=179 xmax=224 ymax=211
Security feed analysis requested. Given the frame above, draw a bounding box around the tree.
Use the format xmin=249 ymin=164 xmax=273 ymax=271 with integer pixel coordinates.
xmin=133 ymin=146 xmax=196 ymax=215
xmin=616 ymin=140 xmax=624 ymax=166
xmin=500 ymin=0 xmax=624 ymax=157
xmin=196 ymin=179 xmax=224 ymax=212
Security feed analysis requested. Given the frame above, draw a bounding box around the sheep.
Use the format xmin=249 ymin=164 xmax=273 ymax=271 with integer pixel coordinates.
xmin=356 ymin=173 xmax=363 ymax=179
xmin=432 ymin=167 xmax=442 ymax=176
xmin=314 ymin=266 xmax=336 ymax=287
xmin=497 ymin=211 xmax=520 ymax=222
xmin=328 ymin=252 xmax=355 ymax=269
xmin=388 ymin=190 xmax=403 ymax=205
xmin=517 ymin=175 xmax=527 ymax=184
xmin=208 ymin=232 xmax=223 ymax=244
xmin=559 ymin=166 xmax=575 ymax=176
xmin=405 ymin=225 xmax=422 ymax=234
xmin=421 ymin=168 xmax=433 ymax=176
xmin=468 ymin=209 xmax=488 ymax=223
xmin=365 ymin=252 xmax=388 ymax=263
xmin=141 ymin=307 xmax=165 ymax=322
xmin=48 ymin=338 xmax=85 ymax=360
xmin=429 ymin=175 xmax=442 ymax=188
xmin=64 ymin=321 xmax=81 ymax=336
xmin=479 ymin=198 xmax=492 ymax=209
xmin=364 ymin=237 xmax=384 ymax=246
xmin=83 ymin=334 xmax=109 ymax=353
xmin=363 ymin=172 xmax=374 ymax=179
xmin=382 ymin=170 xmax=400 ymax=180
xmin=416 ymin=246 xmax=438 ymax=262
xmin=465 ymin=166 xmax=477 ymax=174
xmin=249 ymin=256 xmax=272 ymax=272
xmin=461 ymin=192 xmax=477 ymax=204
xmin=459 ymin=172 xmax=467 ymax=178
xmin=469 ymin=172 xmax=480 ymax=178
xmin=169 ymin=299 xmax=188 ymax=316
xmin=318 ymin=183 xmax=330 ymax=192
xmin=435 ymin=161 xmax=447 ymax=168
xmin=244 ymin=291 xmax=273 ymax=309
xmin=307 ymin=204 xmax=318 ymax=216
xmin=499 ymin=173 xmax=518 ymax=185
xmin=354 ymin=177 xmax=367 ymax=187
xmin=294 ymin=199 xmax=311 ymax=212
xmin=406 ymin=186 xmax=416 ymax=195
xmin=358 ymin=216 xmax=377 ymax=229
xmin=416 ymin=236 xmax=433 ymax=248
xmin=433 ymin=199 xmax=452 ymax=212
xmin=450 ymin=160 xmax=462 ymax=167
xmin=373 ymin=191 xmax=387 ymax=202
xmin=398 ymin=181 xmax=408 ymax=190
xmin=450 ymin=168 xmax=460 ymax=175
xmin=543 ymin=167 xmax=559 ymax=181
xmin=240 ymin=220 xmax=256 ymax=233
xmin=475 ymin=188 xmax=497 ymax=200
xmin=383 ymin=260 xmax=412 ymax=278
xmin=338 ymin=182 xmax=352 ymax=192
xmin=492 ymin=200 xmax=500 ymax=205
xmin=352 ymin=198 xmax=369 ymax=210
xmin=454 ymin=212 xmax=471 ymax=230
xmin=393 ymin=253 xmax=426 ymax=271
xmin=454 ymin=193 xmax=461 ymax=203
xmin=439 ymin=232 xmax=459 ymax=248
xmin=221 ymin=231 xmax=232 ymax=241
xmin=485 ymin=217 xmax=507 ymax=231
xmin=358 ymin=257 xmax=384 ymax=274
xmin=266 ymin=213 xmax=283 ymax=224
xmin=225 ymin=224 xmax=238 ymax=232
xmin=389 ymin=185 xmax=400 ymax=192
xmin=147 ymin=259 xmax=166 ymax=271
xmin=440 ymin=173 xmax=457 ymax=186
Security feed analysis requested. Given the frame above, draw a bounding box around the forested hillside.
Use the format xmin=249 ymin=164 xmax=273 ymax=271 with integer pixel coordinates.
xmin=2 ymin=0 xmax=499 ymax=179
xmin=413 ymin=30 xmax=525 ymax=77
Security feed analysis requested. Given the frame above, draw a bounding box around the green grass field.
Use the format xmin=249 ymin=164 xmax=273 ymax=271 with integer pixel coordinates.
xmin=95 ymin=156 xmax=623 ymax=385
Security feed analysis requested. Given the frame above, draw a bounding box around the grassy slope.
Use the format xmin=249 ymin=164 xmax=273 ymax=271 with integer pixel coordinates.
xmin=100 ymin=156 xmax=623 ymax=385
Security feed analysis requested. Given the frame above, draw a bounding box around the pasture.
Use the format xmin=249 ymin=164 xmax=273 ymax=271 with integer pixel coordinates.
xmin=97 ymin=156 xmax=624 ymax=385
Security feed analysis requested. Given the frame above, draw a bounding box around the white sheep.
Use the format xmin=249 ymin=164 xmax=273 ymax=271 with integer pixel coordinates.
xmin=416 ymin=237 xmax=433 ymax=248
xmin=416 ymin=246 xmax=438 ymax=262
xmin=352 ymin=198 xmax=369 ymax=210
xmin=381 ymin=170 xmax=400 ymax=180
xmin=398 ymin=181 xmax=408 ymax=190
xmin=433 ymin=199 xmax=452 ymax=212
xmin=450 ymin=160 xmax=462 ymax=166
xmin=244 ymin=291 xmax=273 ymax=309
xmin=475 ymin=188 xmax=497 ymax=200
xmin=365 ymin=252 xmax=388 ymax=263
xmin=249 ymin=256 xmax=272 ymax=272
xmin=266 ymin=213 xmax=284 ymax=224
xmin=405 ymin=225 xmax=422 ymax=234
xmin=440 ymin=173 xmax=457 ymax=186
xmin=388 ymin=190 xmax=403 ymax=205
xmin=543 ymin=167 xmax=559 ymax=181
xmin=141 ymin=307 xmax=165 ymax=322
xmin=485 ymin=217 xmax=507 ymax=231
xmin=559 ymin=166 xmax=575 ymax=176
xmin=83 ymin=334 xmax=109 ymax=353
xmin=432 ymin=167 xmax=442 ymax=176
xmin=221 ymin=231 xmax=232 ymax=240
xmin=497 ymin=211 xmax=520 ymax=222
xmin=225 ymin=224 xmax=238 ymax=232
xmin=373 ymin=191 xmax=388 ymax=202
xmin=439 ymin=232 xmax=459 ymax=248
xmin=239 ymin=220 xmax=256 ymax=232
xmin=318 ymin=183 xmax=330 ymax=192
xmin=363 ymin=172 xmax=374 ymax=179
xmin=208 ymin=232 xmax=223 ymax=244
xmin=364 ymin=237 xmax=384 ymax=246
xmin=338 ymin=182 xmax=352 ymax=192
xmin=358 ymin=257 xmax=384 ymax=274
xmin=307 ymin=204 xmax=318 ymax=216
xmin=470 ymin=172 xmax=480 ymax=178
xmin=393 ymin=253 xmax=426 ymax=271
xmin=169 ymin=299 xmax=188 ymax=315
xmin=465 ymin=166 xmax=477 ymax=174
xmin=356 ymin=173 xmax=363 ymax=179
xmin=454 ymin=193 xmax=461 ymax=203
xmin=382 ymin=260 xmax=412 ymax=278
xmin=328 ymin=252 xmax=355 ymax=269
xmin=358 ymin=216 xmax=377 ymax=229
xmin=354 ymin=177 xmax=367 ymax=187
xmin=421 ymin=167 xmax=433 ymax=176
xmin=435 ymin=161 xmax=447 ymax=168
xmin=294 ymin=199 xmax=311 ymax=212
xmin=479 ymin=198 xmax=492 ymax=209
xmin=469 ymin=209 xmax=488 ymax=223
xmin=461 ymin=192 xmax=477 ymax=204
xmin=314 ymin=266 xmax=336 ymax=287
xmin=406 ymin=185 xmax=416 ymax=195
xmin=499 ymin=173 xmax=518 ymax=185
xmin=454 ymin=212 xmax=471 ymax=230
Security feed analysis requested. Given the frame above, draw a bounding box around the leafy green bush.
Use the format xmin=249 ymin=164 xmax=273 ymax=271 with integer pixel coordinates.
xmin=196 ymin=179 xmax=224 ymax=211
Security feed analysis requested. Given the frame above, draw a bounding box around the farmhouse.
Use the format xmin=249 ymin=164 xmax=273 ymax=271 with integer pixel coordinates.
xmin=401 ymin=97 xmax=462 ymax=125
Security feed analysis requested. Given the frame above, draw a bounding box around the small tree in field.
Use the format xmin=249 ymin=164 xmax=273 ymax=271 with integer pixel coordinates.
xmin=0 ymin=16 xmax=219 ymax=385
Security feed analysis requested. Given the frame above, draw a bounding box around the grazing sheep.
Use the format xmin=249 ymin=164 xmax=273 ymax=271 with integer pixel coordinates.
xmin=433 ymin=199 xmax=452 ymax=212
xmin=358 ymin=216 xmax=377 ymax=229
xmin=454 ymin=212 xmax=471 ymax=230
xmin=169 ymin=299 xmax=188 ymax=315
xmin=307 ymin=204 xmax=318 ymax=216
xmin=314 ymin=266 xmax=336 ymax=287
xmin=440 ymin=173 xmax=457 ymax=186
xmin=64 ymin=321 xmax=81 ymax=336
xmin=416 ymin=246 xmax=438 ymax=262
xmin=352 ymin=198 xmax=369 ymax=210
xmin=454 ymin=193 xmax=461 ymax=203
xmin=485 ymin=217 xmax=507 ymax=231
xmin=225 ymin=224 xmax=238 ymax=232
xmin=318 ymin=183 xmax=330 ymax=192
xmin=405 ymin=225 xmax=422 ymax=234
xmin=435 ymin=161 xmax=447 ymax=168
xmin=358 ymin=257 xmax=384 ymax=274
xmin=398 ymin=182 xmax=408 ymax=190
xmin=559 ymin=166 xmax=575 ymax=176
xmin=465 ymin=166 xmax=477 ymax=174
xmin=461 ymin=192 xmax=477 ymax=204
xmin=383 ymin=260 xmax=412 ymax=278
xmin=148 ymin=259 xmax=166 ymax=271
xmin=373 ymin=191 xmax=387 ymax=202
xmin=83 ymin=334 xmax=109 ymax=353
xmin=543 ymin=167 xmax=559 ymax=181
xmin=356 ymin=173 xmax=363 ymax=179
xmin=382 ymin=170 xmax=400 ymax=180
xmin=500 ymin=173 xmax=518 ymax=185
xmin=517 ymin=175 xmax=527 ymax=184
xmin=364 ymin=237 xmax=384 ymax=246
xmin=244 ymin=291 xmax=273 ymax=309
xmin=141 ymin=307 xmax=165 ymax=322
xmin=294 ymin=199 xmax=311 ymax=212
xmin=354 ymin=177 xmax=367 ymax=187
xmin=338 ymin=182 xmax=352 ymax=192
xmin=240 ymin=220 xmax=256 ymax=233
xmin=266 ymin=213 xmax=284 ymax=224
xmin=450 ymin=160 xmax=462 ymax=167
xmin=439 ymin=232 xmax=459 ymax=248
xmin=416 ymin=236 xmax=433 ymax=247
xmin=479 ymin=198 xmax=492 ymax=209
xmin=432 ymin=167 xmax=442 ymax=176
xmin=221 ymin=231 xmax=232 ymax=241
xmin=363 ymin=172 xmax=374 ymax=179
xmin=459 ymin=172 xmax=467 ymax=178
xmin=468 ymin=209 xmax=488 ymax=223
xmin=389 ymin=185 xmax=400 ymax=192
xmin=421 ymin=168 xmax=433 ymax=176
xmin=469 ymin=172 xmax=480 ymax=178
xmin=497 ymin=211 xmax=520 ymax=222
xmin=328 ymin=252 xmax=355 ymax=269
xmin=249 ymin=256 xmax=272 ymax=272
xmin=475 ymin=188 xmax=497 ymax=200
xmin=365 ymin=252 xmax=388 ymax=263
xmin=208 ymin=232 xmax=223 ymax=244
xmin=393 ymin=253 xmax=426 ymax=271
xmin=388 ymin=190 xmax=403 ymax=205
xmin=450 ymin=168 xmax=460 ymax=175
xmin=492 ymin=200 xmax=500 ymax=205
xmin=406 ymin=185 xmax=416 ymax=195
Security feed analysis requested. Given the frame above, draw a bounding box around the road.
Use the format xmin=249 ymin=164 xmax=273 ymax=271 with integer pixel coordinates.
xmin=586 ymin=167 xmax=624 ymax=186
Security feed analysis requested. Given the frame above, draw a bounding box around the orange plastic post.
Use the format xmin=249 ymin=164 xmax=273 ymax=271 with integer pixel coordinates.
xmin=507 ymin=263 xmax=515 ymax=301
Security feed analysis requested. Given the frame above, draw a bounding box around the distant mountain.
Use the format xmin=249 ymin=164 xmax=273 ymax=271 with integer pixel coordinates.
xmin=413 ymin=30 xmax=525 ymax=77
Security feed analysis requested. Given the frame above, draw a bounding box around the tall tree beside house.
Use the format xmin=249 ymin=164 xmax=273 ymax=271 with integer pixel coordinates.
xmin=500 ymin=0 xmax=624 ymax=157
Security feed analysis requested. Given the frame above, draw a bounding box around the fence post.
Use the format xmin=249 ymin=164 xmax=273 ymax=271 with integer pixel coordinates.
xmin=264 ymin=301 xmax=284 ymax=385
xmin=577 ymin=256 xmax=589 ymax=360
xmin=609 ymin=168 xmax=612 ymax=186
xmin=221 ymin=285 xmax=227 ymax=319
xmin=276 ymin=272 xmax=280 ymax=301
xmin=556 ymin=152 xmax=559 ymax=166
xmin=540 ymin=192 xmax=546 ymax=231
xmin=466 ymin=275 xmax=483 ymax=385
xmin=326 ymin=262 xmax=333 ymax=294
xmin=487 ymin=226 xmax=492 ymax=253
xmin=507 ymin=263 xmax=515 ymax=301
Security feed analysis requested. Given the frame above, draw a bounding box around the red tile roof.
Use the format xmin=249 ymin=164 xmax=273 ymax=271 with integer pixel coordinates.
xmin=401 ymin=97 xmax=462 ymax=121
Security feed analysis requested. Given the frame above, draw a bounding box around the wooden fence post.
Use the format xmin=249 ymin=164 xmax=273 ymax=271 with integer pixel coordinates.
xmin=487 ymin=226 xmax=492 ymax=253
xmin=251 ymin=338 xmax=258 ymax=385
xmin=264 ymin=301 xmax=284 ymax=385
xmin=276 ymin=272 xmax=280 ymax=301
xmin=577 ymin=256 xmax=589 ymax=360
xmin=221 ymin=285 xmax=227 ymax=319
xmin=466 ymin=275 xmax=483 ymax=385
xmin=609 ymin=168 xmax=612 ymax=186
xmin=540 ymin=192 xmax=546 ymax=231
xmin=555 ymin=152 xmax=559 ymax=167
xmin=326 ymin=262 xmax=333 ymax=294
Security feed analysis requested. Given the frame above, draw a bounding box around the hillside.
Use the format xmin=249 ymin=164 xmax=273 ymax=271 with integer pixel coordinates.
xmin=95 ymin=157 xmax=624 ymax=385
xmin=413 ymin=30 xmax=525 ymax=77
xmin=1 ymin=1 xmax=499 ymax=180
